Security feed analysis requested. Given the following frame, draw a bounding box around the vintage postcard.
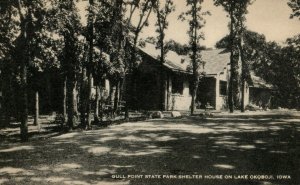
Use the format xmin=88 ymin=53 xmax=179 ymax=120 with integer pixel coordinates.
xmin=0 ymin=0 xmax=299 ymax=184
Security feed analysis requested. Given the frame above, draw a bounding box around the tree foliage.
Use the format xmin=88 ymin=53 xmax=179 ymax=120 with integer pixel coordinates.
xmin=165 ymin=40 xmax=188 ymax=55
xmin=48 ymin=0 xmax=84 ymax=129
xmin=256 ymin=40 xmax=300 ymax=108
xmin=0 ymin=0 xmax=63 ymax=140
xmin=288 ymin=0 xmax=300 ymax=19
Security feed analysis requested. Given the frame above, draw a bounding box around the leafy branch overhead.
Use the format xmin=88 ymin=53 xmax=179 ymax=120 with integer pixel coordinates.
xmin=288 ymin=0 xmax=300 ymax=19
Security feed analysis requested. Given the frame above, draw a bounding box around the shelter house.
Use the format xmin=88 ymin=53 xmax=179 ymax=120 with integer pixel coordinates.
xmin=131 ymin=43 xmax=273 ymax=111
xmin=131 ymin=43 xmax=232 ymax=111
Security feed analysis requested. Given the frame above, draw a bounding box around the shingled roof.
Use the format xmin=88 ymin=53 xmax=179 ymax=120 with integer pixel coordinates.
xmin=202 ymin=49 xmax=230 ymax=75
xmin=139 ymin=43 xmax=273 ymax=89
xmin=138 ymin=43 xmax=190 ymax=73
xmin=138 ymin=43 xmax=230 ymax=75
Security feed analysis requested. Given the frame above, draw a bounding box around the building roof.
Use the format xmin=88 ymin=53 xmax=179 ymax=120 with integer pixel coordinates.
xmin=198 ymin=49 xmax=230 ymax=75
xmin=138 ymin=43 xmax=190 ymax=73
xmin=138 ymin=43 xmax=273 ymax=90
xmin=139 ymin=43 xmax=230 ymax=75
xmin=250 ymin=72 xmax=274 ymax=89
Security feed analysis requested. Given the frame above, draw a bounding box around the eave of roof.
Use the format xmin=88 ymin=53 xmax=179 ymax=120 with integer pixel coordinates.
xmin=138 ymin=43 xmax=192 ymax=74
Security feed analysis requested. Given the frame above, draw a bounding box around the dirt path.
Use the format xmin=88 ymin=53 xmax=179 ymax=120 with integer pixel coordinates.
xmin=0 ymin=111 xmax=299 ymax=185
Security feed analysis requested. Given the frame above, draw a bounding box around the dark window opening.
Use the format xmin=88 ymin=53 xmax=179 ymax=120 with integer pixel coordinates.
xmin=220 ymin=80 xmax=227 ymax=96
xmin=172 ymin=76 xmax=184 ymax=94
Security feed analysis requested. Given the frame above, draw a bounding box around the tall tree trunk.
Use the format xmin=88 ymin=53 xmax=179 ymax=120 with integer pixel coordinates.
xmin=239 ymin=39 xmax=246 ymax=112
xmin=228 ymin=9 xmax=235 ymax=113
xmin=190 ymin=4 xmax=199 ymax=115
xmin=94 ymin=85 xmax=100 ymax=123
xmin=228 ymin=60 xmax=234 ymax=112
xmin=191 ymin=77 xmax=199 ymax=115
xmin=33 ymin=91 xmax=40 ymax=131
xmin=86 ymin=0 xmax=94 ymax=129
xmin=160 ymin=41 xmax=165 ymax=111
xmin=74 ymin=81 xmax=78 ymax=116
xmin=122 ymin=74 xmax=129 ymax=119
xmin=67 ymin=74 xmax=77 ymax=130
xmin=20 ymin=63 xmax=28 ymax=141
xmin=191 ymin=89 xmax=195 ymax=115
xmin=191 ymin=47 xmax=198 ymax=115
xmin=241 ymin=77 xmax=245 ymax=112
xmin=17 ymin=0 xmax=31 ymax=141
xmin=114 ymin=80 xmax=120 ymax=114
xmin=99 ymin=86 xmax=104 ymax=121
xmin=63 ymin=76 xmax=67 ymax=122
xmin=109 ymin=82 xmax=116 ymax=117
xmin=80 ymin=68 xmax=87 ymax=127
xmin=86 ymin=72 xmax=92 ymax=129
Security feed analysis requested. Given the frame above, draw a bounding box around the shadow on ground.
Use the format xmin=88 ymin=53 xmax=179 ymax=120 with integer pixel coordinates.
xmin=0 ymin=111 xmax=299 ymax=185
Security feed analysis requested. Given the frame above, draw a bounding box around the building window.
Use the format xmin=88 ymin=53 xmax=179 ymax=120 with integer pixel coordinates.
xmin=172 ymin=76 xmax=184 ymax=94
xmin=220 ymin=80 xmax=227 ymax=96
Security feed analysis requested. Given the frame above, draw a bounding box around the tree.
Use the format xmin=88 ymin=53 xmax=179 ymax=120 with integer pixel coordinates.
xmin=126 ymin=0 xmax=156 ymax=47
xmin=288 ymin=0 xmax=300 ymax=20
xmin=154 ymin=0 xmax=175 ymax=111
xmin=256 ymin=41 xmax=300 ymax=108
xmin=213 ymin=0 xmax=253 ymax=113
xmin=28 ymin=32 xmax=59 ymax=131
xmin=286 ymin=34 xmax=300 ymax=51
xmin=0 ymin=3 xmax=18 ymax=127
xmin=235 ymin=0 xmax=253 ymax=112
xmin=79 ymin=0 xmax=95 ymax=129
xmin=179 ymin=0 xmax=209 ymax=115
xmin=109 ymin=0 xmax=126 ymax=116
xmin=48 ymin=0 xmax=84 ymax=130
xmin=93 ymin=0 xmax=113 ymax=122
xmin=0 ymin=1 xmax=59 ymax=138
xmin=1 ymin=0 xmax=53 ymax=141
xmin=216 ymin=30 xmax=269 ymax=92
xmin=90 ymin=0 xmax=155 ymax=120
xmin=165 ymin=39 xmax=190 ymax=55
xmin=123 ymin=0 xmax=156 ymax=118
xmin=221 ymin=32 xmax=300 ymax=109
xmin=215 ymin=35 xmax=230 ymax=50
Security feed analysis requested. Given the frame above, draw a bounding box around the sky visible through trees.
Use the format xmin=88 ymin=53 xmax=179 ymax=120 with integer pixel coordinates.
xmin=120 ymin=0 xmax=300 ymax=48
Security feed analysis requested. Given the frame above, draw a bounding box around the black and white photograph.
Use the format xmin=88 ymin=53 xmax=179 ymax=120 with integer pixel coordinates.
xmin=0 ymin=0 xmax=299 ymax=184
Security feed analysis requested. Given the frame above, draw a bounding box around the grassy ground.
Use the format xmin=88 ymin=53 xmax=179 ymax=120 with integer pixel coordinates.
xmin=0 ymin=110 xmax=299 ymax=185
